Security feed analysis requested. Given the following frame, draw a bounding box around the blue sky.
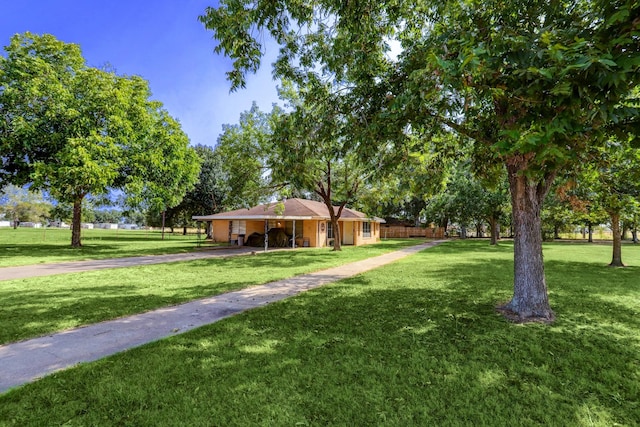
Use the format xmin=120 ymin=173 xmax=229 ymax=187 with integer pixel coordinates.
xmin=0 ymin=0 xmax=281 ymax=147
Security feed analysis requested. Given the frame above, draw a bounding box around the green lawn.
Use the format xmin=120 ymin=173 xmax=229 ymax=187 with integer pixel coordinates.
xmin=0 ymin=227 xmax=203 ymax=267
xmin=1 ymin=241 xmax=639 ymax=426
xmin=0 ymin=238 xmax=420 ymax=344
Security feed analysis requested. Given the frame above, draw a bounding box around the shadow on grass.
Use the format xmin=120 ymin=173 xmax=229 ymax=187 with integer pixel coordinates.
xmin=1 ymin=241 xmax=638 ymax=425
xmin=0 ymin=240 xmax=424 ymax=344
xmin=0 ymin=242 xmax=196 ymax=265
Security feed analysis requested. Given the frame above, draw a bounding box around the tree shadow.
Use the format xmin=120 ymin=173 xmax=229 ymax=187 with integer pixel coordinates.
xmin=2 ymin=243 xmax=637 ymax=425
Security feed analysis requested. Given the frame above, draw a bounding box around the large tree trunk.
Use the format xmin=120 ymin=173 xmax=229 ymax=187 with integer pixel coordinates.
xmin=499 ymin=157 xmax=555 ymax=323
xmin=489 ymin=215 xmax=499 ymax=245
xmin=609 ymin=212 xmax=624 ymax=267
xmin=316 ymin=171 xmax=344 ymax=251
xmin=71 ymin=197 xmax=83 ymax=248
xmin=588 ymin=223 xmax=594 ymax=243
xmin=441 ymin=217 xmax=449 ymax=237
xmin=161 ymin=210 xmax=166 ymax=241
xmin=331 ymin=216 xmax=342 ymax=251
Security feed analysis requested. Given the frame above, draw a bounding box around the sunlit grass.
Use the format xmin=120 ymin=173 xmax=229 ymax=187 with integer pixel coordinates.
xmin=1 ymin=240 xmax=638 ymax=425
xmin=0 ymin=238 xmax=420 ymax=344
xmin=0 ymin=228 xmax=202 ymax=267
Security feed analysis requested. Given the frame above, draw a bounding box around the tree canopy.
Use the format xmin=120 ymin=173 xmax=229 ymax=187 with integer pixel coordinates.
xmin=214 ymin=102 xmax=277 ymax=208
xmin=0 ymin=33 xmax=200 ymax=247
xmin=202 ymin=0 xmax=640 ymax=322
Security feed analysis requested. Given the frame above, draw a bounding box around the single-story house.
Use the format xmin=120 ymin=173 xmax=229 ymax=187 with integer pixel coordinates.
xmin=95 ymin=223 xmax=118 ymax=230
xmin=193 ymin=198 xmax=385 ymax=248
xmin=118 ymin=224 xmax=139 ymax=230
xmin=19 ymin=222 xmax=42 ymax=228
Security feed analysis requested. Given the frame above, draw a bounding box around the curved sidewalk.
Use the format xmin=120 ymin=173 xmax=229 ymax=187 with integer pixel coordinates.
xmin=0 ymin=240 xmax=444 ymax=394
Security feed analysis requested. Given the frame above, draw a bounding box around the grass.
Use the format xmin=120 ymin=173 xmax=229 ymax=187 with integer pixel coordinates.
xmin=0 ymin=227 xmax=206 ymax=267
xmin=0 ymin=238 xmax=420 ymax=344
xmin=1 ymin=240 xmax=639 ymax=426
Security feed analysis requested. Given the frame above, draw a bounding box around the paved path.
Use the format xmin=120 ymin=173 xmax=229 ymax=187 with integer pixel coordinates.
xmin=0 ymin=240 xmax=444 ymax=394
xmin=0 ymin=247 xmax=258 ymax=281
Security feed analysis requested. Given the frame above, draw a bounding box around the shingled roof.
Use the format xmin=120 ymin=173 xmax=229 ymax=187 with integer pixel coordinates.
xmin=193 ymin=198 xmax=384 ymax=222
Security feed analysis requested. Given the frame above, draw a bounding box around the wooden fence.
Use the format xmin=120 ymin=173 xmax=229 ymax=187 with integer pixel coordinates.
xmin=382 ymin=225 xmax=445 ymax=239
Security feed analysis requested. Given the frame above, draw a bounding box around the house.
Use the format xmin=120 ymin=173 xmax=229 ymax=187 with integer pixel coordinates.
xmin=19 ymin=222 xmax=42 ymax=228
xmin=95 ymin=223 xmax=118 ymax=230
xmin=118 ymin=224 xmax=139 ymax=230
xmin=193 ymin=198 xmax=385 ymax=248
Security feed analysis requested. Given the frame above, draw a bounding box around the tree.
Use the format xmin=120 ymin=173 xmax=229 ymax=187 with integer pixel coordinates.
xmin=622 ymin=200 xmax=640 ymax=243
xmin=421 ymin=160 xmax=508 ymax=243
xmin=356 ymin=138 xmax=451 ymax=226
xmin=270 ymin=81 xmax=398 ymax=251
xmin=94 ymin=208 xmax=123 ymax=224
xmin=188 ymin=144 xmax=227 ymax=215
xmin=166 ymin=145 xmax=228 ymax=236
xmin=125 ymin=108 xmax=201 ymax=240
xmin=562 ymin=175 xmax=608 ymax=243
xmin=446 ymin=167 xmax=485 ymax=239
xmin=585 ymin=139 xmax=640 ymax=266
xmin=542 ymin=178 xmax=581 ymax=240
xmin=1 ymin=33 xmax=84 ymax=186
xmin=477 ymin=173 xmax=510 ymax=245
xmin=0 ymin=184 xmax=51 ymax=227
xmin=214 ymin=102 xmax=277 ymax=208
xmin=202 ymin=0 xmax=640 ymax=322
xmin=1 ymin=33 xmax=200 ymax=247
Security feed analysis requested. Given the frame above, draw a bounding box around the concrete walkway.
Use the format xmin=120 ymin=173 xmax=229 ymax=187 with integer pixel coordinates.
xmin=0 ymin=240 xmax=444 ymax=394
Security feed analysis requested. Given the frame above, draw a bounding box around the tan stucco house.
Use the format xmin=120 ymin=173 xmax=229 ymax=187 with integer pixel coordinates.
xmin=193 ymin=198 xmax=385 ymax=248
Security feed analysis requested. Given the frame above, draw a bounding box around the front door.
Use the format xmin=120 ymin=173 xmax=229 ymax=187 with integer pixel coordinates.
xmin=343 ymin=222 xmax=354 ymax=245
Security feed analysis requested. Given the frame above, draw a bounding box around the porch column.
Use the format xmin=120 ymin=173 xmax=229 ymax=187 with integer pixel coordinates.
xmin=292 ymin=220 xmax=296 ymax=248
xmin=264 ymin=220 xmax=268 ymax=252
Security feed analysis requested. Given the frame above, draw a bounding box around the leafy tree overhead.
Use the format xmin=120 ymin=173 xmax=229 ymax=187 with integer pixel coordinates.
xmin=202 ymin=0 xmax=640 ymax=322
xmin=1 ymin=33 xmax=200 ymax=247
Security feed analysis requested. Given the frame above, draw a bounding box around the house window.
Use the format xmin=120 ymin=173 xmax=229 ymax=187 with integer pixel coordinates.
xmin=326 ymin=221 xmax=334 ymax=239
xmin=231 ymin=220 xmax=246 ymax=235
xmin=363 ymin=221 xmax=371 ymax=238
